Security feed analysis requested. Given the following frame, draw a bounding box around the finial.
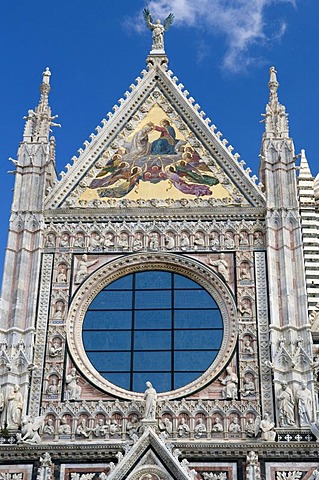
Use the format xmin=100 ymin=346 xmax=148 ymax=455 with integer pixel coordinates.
xmin=42 ymin=67 xmax=51 ymax=85
xmin=143 ymin=8 xmax=174 ymax=53
xmin=268 ymin=66 xmax=279 ymax=96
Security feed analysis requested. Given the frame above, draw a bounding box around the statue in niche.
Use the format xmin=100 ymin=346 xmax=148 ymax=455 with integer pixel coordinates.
xmin=104 ymin=233 xmax=114 ymax=248
xmin=209 ymin=253 xmax=229 ymax=282
xmin=194 ymin=417 xmax=207 ymax=438
xmin=210 ymin=231 xmax=220 ymax=250
xmin=242 ymin=375 xmax=256 ymax=397
xmin=159 ymin=417 xmax=173 ymax=436
xmin=277 ymin=381 xmax=295 ymax=426
xmin=56 ymin=264 xmax=67 ymax=283
xmin=6 ymin=384 xmax=23 ymax=429
xmin=60 ymin=233 xmax=70 ymax=248
xmin=109 ymin=419 xmax=121 ymax=435
xmin=93 ymin=418 xmax=109 ymax=437
xmin=90 ymin=232 xmax=102 ymax=251
xmin=246 ymin=451 xmax=261 ymax=480
xmin=180 ymin=232 xmax=190 ymax=251
xmin=126 ymin=414 xmax=141 ymax=439
xmin=143 ymin=8 xmax=174 ymax=51
xmin=76 ymin=417 xmax=92 ymax=438
xmin=133 ymin=233 xmax=143 ymax=251
xmin=143 ymin=381 xmax=157 ymax=420
xmin=45 ymin=233 xmax=56 ymax=247
xmin=243 ymin=338 xmax=254 ymax=355
xmin=239 ymin=231 xmax=249 ymax=246
xmin=296 ymin=382 xmax=313 ymax=426
xmin=58 ymin=416 xmax=71 ymax=434
xmin=245 ymin=418 xmax=257 ymax=438
xmin=118 ymin=233 xmax=129 ymax=250
xmin=178 ymin=417 xmax=190 ymax=437
xmin=212 ymin=416 xmax=224 ymax=432
xmin=240 ymin=263 xmax=251 ymax=281
xmin=164 ymin=233 xmax=175 ymax=250
xmin=149 ymin=232 xmax=160 ymax=251
xmin=194 ymin=232 xmax=205 ymax=250
xmin=228 ymin=417 xmax=241 ymax=433
xmin=220 ymin=366 xmax=238 ymax=400
xmin=253 ymin=231 xmax=264 ymax=247
xmin=74 ymin=232 xmax=85 ymax=248
xmin=240 ymin=298 xmax=253 ymax=317
xmin=224 ymin=232 xmax=235 ymax=249
xmin=46 ymin=377 xmax=59 ymax=395
xmin=52 ymin=301 xmax=64 ymax=319
xmin=74 ymin=254 xmax=98 ymax=284
xmin=49 ymin=338 xmax=63 ymax=357
xmin=43 ymin=417 xmax=56 ymax=435
xmin=259 ymin=413 xmax=276 ymax=441
xmin=65 ymin=368 xmax=82 ymax=400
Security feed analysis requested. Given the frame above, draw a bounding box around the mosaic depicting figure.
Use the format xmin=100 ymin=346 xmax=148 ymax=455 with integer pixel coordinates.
xmin=88 ymin=119 xmax=220 ymax=200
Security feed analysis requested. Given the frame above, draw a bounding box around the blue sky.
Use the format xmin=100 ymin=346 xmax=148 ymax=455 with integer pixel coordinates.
xmin=0 ymin=0 xmax=318 ymax=282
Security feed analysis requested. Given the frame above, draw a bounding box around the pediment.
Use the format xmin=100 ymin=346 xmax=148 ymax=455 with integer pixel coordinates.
xmin=45 ymin=61 xmax=265 ymax=211
xmin=107 ymin=427 xmax=195 ymax=480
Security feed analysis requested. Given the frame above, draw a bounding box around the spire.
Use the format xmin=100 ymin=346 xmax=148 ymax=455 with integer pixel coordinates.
xmin=299 ymin=149 xmax=313 ymax=179
xmin=262 ymin=66 xmax=289 ymax=138
xmin=22 ymin=67 xmax=60 ymax=143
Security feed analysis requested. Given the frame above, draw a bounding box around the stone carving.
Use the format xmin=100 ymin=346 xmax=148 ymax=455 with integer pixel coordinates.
xmin=212 ymin=416 xmax=224 ymax=432
xmin=0 ymin=387 xmax=4 ymax=429
xmin=296 ymin=382 xmax=313 ymax=426
xmin=133 ymin=233 xmax=144 ymax=251
xmin=159 ymin=417 xmax=173 ymax=437
xmin=277 ymin=381 xmax=295 ymax=426
xmin=89 ymin=232 xmax=102 ymax=251
xmin=209 ymin=253 xmax=229 ymax=282
xmin=164 ymin=233 xmax=175 ymax=250
xmin=0 ymin=475 xmax=23 ymax=480
xmin=46 ymin=377 xmax=59 ymax=395
xmin=60 ymin=233 xmax=70 ymax=247
xmin=180 ymin=232 xmax=190 ymax=251
xmin=178 ymin=417 xmax=190 ymax=437
xmin=126 ymin=414 xmax=141 ymax=439
xmin=143 ymin=8 xmax=174 ymax=51
xmin=239 ymin=262 xmax=251 ymax=281
xmin=58 ymin=416 xmax=71 ymax=435
xmin=104 ymin=233 xmax=114 ymax=248
xmin=246 ymin=451 xmax=261 ymax=480
xmin=240 ymin=298 xmax=253 ymax=317
xmin=243 ymin=338 xmax=254 ymax=355
xmin=65 ymin=368 xmax=82 ymax=400
xmin=203 ymin=474 xmax=227 ymax=480
xmin=210 ymin=232 xmax=220 ymax=250
xmin=224 ymin=232 xmax=235 ymax=249
xmin=253 ymin=231 xmax=264 ymax=247
xmin=118 ymin=232 xmax=129 ymax=250
xmin=228 ymin=417 xmax=241 ymax=433
xmin=52 ymin=301 xmax=65 ymax=320
xmin=16 ymin=415 xmax=44 ymax=444
xmin=43 ymin=418 xmax=56 ymax=435
xmin=220 ymin=366 xmax=238 ymax=399
xmin=194 ymin=417 xmax=207 ymax=438
xmin=259 ymin=413 xmax=276 ymax=441
xmin=56 ymin=264 xmax=67 ymax=283
xmin=242 ymin=375 xmax=256 ymax=397
xmin=7 ymin=384 xmax=23 ymax=429
xmin=93 ymin=418 xmax=109 ymax=437
xmin=75 ymin=254 xmax=98 ymax=284
xmin=48 ymin=337 xmax=63 ymax=357
xmin=149 ymin=232 xmax=160 ymax=251
xmin=309 ymin=467 xmax=319 ymax=480
xmin=143 ymin=381 xmax=157 ymax=420
xmin=194 ymin=232 xmax=205 ymax=249
xmin=37 ymin=452 xmax=52 ymax=480
xmin=74 ymin=232 xmax=85 ymax=248
xmin=239 ymin=231 xmax=249 ymax=246
xmin=245 ymin=417 xmax=257 ymax=438
xmin=276 ymin=473 xmax=302 ymax=480
xmin=109 ymin=419 xmax=121 ymax=436
xmin=76 ymin=417 xmax=92 ymax=438
xmin=45 ymin=233 xmax=56 ymax=247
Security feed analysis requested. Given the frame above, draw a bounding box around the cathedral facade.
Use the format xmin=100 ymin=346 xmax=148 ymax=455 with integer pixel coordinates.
xmin=0 ymin=22 xmax=319 ymax=480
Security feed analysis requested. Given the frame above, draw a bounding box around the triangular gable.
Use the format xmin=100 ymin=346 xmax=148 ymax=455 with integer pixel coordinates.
xmin=108 ymin=427 xmax=196 ymax=480
xmin=45 ymin=60 xmax=265 ymax=210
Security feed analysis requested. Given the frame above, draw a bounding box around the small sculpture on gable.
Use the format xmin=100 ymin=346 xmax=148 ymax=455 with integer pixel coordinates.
xmin=143 ymin=8 xmax=174 ymax=52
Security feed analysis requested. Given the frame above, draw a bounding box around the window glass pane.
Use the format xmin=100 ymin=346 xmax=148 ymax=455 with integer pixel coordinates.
xmin=175 ymin=350 xmax=218 ymax=371
xmin=134 ymin=351 xmax=171 ymax=371
xmin=103 ymin=372 xmax=131 ymax=390
xmin=90 ymin=291 xmax=132 ymax=310
xmin=135 ymin=271 xmax=172 ymax=289
xmin=174 ymin=289 xmax=216 ymax=309
xmin=104 ymin=275 xmax=133 ymax=290
xmin=174 ymin=275 xmax=203 ymax=289
xmin=174 ymin=330 xmax=222 ymax=350
xmin=83 ymin=310 xmax=132 ymax=330
xmin=134 ymin=330 xmax=171 ymax=350
xmin=135 ymin=290 xmax=171 ymax=309
xmin=174 ymin=310 xmax=222 ymax=329
xmin=133 ymin=372 xmax=171 ymax=393
xmin=135 ymin=310 xmax=171 ymax=329
xmin=83 ymin=330 xmax=131 ymax=351
xmin=174 ymin=372 xmax=200 ymax=389
xmin=87 ymin=352 xmax=131 ymax=371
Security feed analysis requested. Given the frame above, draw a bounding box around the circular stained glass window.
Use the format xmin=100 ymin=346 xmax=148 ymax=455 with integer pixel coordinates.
xmin=82 ymin=270 xmax=223 ymax=393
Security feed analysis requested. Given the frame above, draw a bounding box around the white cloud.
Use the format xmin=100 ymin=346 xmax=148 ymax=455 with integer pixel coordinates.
xmin=132 ymin=0 xmax=295 ymax=72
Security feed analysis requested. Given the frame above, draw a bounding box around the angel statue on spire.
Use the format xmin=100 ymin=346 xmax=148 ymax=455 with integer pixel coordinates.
xmin=143 ymin=8 xmax=174 ymax=51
